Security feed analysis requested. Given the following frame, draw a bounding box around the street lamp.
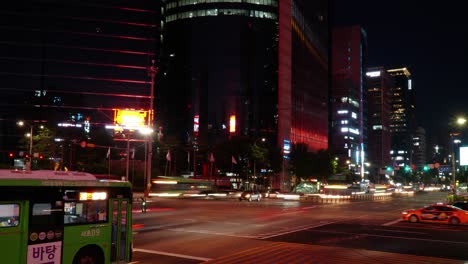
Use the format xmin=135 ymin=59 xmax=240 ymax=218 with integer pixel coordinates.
xmin=139 ymin=127 xmax=154 ymax=195
xmin=17 ymin=120 xmax=47 ymax=170
xmin=253 ymin=137 xmax=266 ymax=178
xmin=450 ymin=116 xmax=467 ymax=192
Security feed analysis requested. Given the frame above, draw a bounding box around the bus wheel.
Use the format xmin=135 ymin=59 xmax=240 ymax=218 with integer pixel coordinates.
xmin=73 ymin=246 xmax=104 ymax=264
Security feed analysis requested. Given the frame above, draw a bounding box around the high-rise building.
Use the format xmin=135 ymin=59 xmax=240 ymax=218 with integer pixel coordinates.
xmin=365 ymin=67 xmax=392 ymax=176
xmin=412 ymin=126 xmax=427 ymax=170
xmin=159 ymin=0 xmax=329 ymax=183
xmin=331 ymin=25 xmax=368 ymax=177
xmin=0 ymin=1 xmax=160 ymax=163
xmin=387 ymin=67 xmax=415 ymax=168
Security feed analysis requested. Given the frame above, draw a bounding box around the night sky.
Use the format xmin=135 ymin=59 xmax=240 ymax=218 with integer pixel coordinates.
xmin=331 ymin=0 xmax=468 ymax=143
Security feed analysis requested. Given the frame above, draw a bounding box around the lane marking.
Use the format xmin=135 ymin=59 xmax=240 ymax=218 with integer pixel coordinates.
xmin=133 ymin=219 xmax=197 ymax=233
xmin=382 ymin=218 xmax=402 ymax=226
xmin=259 ymin=221 xmax=338 ymax=239
xmin=167 ymin=228 xmax=259 ymax=238
xmin=308 ymin=229 xmax=468 ymax=245
xmin=133 ymin=248 xmax=213 ymax=262
xmin=372 ymin=228 xmax=426 ymax=234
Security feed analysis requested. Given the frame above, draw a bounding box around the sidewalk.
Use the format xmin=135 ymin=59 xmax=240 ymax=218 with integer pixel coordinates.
xmin=202 ymin=242 xmax=465 ymax=264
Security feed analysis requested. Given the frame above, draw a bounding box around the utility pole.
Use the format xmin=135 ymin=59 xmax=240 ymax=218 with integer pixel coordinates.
xmin=146 ymin=60 xmax=157 ymax=197
xmin=125 ymin=137 xmax=130 ymax=181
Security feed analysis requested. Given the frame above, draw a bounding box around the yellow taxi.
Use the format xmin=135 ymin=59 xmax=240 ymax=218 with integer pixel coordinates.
xmin=401 ymin=204 xmax=468 ymax=225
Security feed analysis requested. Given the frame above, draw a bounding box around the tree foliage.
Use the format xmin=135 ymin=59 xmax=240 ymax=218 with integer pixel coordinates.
xmin=289 ymin=143 xmax=334 ymax=183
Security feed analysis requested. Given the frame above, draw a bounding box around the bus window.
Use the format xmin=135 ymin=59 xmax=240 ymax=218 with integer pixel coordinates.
xmin=64 ymin=200 xmax=107 ymax=224
xmin=31 ymin=202 xmax=63 ymax=227
xmin=0 ymin=204 xmax=20 ymax=227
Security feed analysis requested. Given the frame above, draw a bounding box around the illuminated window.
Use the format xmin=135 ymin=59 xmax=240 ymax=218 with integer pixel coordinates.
xmin=0 ymin=204 xmax=20 ymax=227
xmin=64 ymin=200 xmax=107 ymax=224
xmin=349 ymin=128 xmax=360 ymax=135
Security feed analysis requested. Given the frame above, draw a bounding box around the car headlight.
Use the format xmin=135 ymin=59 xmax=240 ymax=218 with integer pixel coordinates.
xmin=402 ymin=211 xmax=408 ymax=214
xmin=245 ymin=194 xmax=250 ymax=198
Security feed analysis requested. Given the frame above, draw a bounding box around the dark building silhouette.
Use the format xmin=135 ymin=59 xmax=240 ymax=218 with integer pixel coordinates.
xmin=159 ymin=0 xmax=329 ymax=185
xmin=331 ymin=25 xmax=368 ymax=177
xmin=412 ymin=126 xmax=427 ymax=170
xmin=0 ymin=1 xmax=160 ymax=163
xmin=366 ymin=67 xmax=392 ymax=177
xmin=387 ymin=67 xmax=415 ymax=168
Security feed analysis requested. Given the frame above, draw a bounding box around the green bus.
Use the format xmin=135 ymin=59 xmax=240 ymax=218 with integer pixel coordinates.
xmin=0 ymin=169 xmax=133 ymax=264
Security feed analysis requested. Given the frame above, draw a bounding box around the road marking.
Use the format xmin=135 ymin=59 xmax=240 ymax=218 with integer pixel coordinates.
xmin=167 ymin=228 xmax=259 ymax=238
xmin=372 ymin=228 xmax=426 ymax=234
xmin=133 ymin=248 xmax=213 ymax=262
xmin=133 ymin=219 xmax=197 ymax=233
xmin=309 ymin=229 xmax=468 ymax=245
xmin=259 ymin=221 xmax=337 ymax=239
xmin=382 ymin=218 xmax=402 ymax=226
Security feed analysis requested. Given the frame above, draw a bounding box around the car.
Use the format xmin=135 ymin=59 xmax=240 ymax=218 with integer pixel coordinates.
xmin=452 ymin=201 xmax=468 ymax=211
xmin=239 ymin=190 xmax=261 ymax=202
xmin=262 ymin=189 xmax=281 ymax=198
xmin=401 ymin=204 xmax=468 ymax=225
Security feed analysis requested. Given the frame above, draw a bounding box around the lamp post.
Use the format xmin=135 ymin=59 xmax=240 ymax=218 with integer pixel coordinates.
xmin=252 ymin=137 xmax=266 ymax=183
xmin=17 ymin=120 xmax=45 ymax=169
xmin=146 ymin=60 xmax=157 ymax=197
xmin=450 ymin=117 xmax=466 ymax=192
xmin=139 ymin=127 xmax=154 ymax=194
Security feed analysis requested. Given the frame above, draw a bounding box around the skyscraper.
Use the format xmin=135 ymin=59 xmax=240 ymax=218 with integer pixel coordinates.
xmin=387 ymin=67 xmax=415 ymax=168
xmin=0 ymin=1 xmax=160 ymax=164
xmin=331 ymin=25 xmax=368 ymax=177
xmin=159 ymin=0 xmax=329 ymax=182
xmin=412 ymin=126 xmax=427 ymax=170
xmin=366 ymin=67 xmax=392 ymax=177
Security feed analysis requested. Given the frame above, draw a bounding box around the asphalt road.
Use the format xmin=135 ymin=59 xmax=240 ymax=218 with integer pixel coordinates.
xmin=130 ymin=192 xmax=468 ymax=263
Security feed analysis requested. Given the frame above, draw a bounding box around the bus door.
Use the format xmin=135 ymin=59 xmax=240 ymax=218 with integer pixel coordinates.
xmin=110 ymin=199 xmax=131 ymax=262
xmin=0 ymin=201 xmax=27 ymax=263
xmin=27 ymin=200 xmax=64 ymax=264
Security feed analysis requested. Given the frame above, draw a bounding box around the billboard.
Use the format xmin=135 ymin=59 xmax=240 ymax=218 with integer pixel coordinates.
xmin=460 ymin=146 xmax=468 ymax=166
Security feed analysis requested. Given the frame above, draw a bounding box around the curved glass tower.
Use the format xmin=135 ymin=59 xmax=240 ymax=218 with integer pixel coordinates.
xmin=158 ymin=0 xmax=328 ymax=163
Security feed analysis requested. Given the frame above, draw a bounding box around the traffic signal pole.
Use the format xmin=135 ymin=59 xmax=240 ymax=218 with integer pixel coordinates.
xmin=146 ymin=61 xmax=157 ymax=197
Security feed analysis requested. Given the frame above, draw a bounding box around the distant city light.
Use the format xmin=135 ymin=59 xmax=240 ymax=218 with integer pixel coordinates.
xmin=366 ymin=71 xmax=381 ymax=77
xmin=460 ymin=146 xmax=468 ymax=166
xmin=229 ymin=115 xmax=236 ymax=133
xmin=194 ymin=115 xmax=199 ymax=135
xmin=58 ymin=123 xmax=82 ymax=128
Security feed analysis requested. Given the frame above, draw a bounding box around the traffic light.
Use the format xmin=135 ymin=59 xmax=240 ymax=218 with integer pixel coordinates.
xmin=404 ymin=165 xmax=411 ymax=172
xmin=39 ymin=154 xmax=44 ymax=160
xmin=423 ymin=165 xmax=429 ymax=171
xmin=386 ymin=166 xmax=393 ymax=172
xmin=8 ymin=152 xmax=14 ymax=158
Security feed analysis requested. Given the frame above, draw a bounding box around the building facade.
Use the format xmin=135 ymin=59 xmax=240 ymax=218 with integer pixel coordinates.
xmin=412 ymin=126 xmax=427 ymax=170
xmin=159 ymin=0 xmax=329 ymax=184
xmin=0 ymin=1 xmax=160 ymax=164
xmin=387 ymin=67 xmax=415 ymax=169
xmin=331 ymin=25 xmax=368 ymax=177
xmin=366 ymin=67 xmax=392 ymax=176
